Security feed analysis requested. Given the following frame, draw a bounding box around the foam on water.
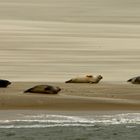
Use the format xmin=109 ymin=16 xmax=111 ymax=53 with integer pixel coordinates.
xmin=0 ymin=113 xmax=139 ymax=129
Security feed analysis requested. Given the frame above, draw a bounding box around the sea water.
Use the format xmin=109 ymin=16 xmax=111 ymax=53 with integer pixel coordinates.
xmin=0 ymin=111 xmax=140 ymax=140
xmin=0 ymin=0 xmax=140 ymax=82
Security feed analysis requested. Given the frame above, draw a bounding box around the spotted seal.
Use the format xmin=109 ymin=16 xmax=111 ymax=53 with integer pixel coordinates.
xmin=24 ymin=85 xmax=61 ymax=94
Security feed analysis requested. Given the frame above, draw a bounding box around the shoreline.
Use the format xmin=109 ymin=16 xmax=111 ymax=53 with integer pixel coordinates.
xmin=0 ymin=110 xmax=140 ymax=121
xmin=0 ymin=82 xmax=140 ymax=111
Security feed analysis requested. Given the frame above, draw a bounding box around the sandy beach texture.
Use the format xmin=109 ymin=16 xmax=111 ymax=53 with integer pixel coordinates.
xmin=0 ymin=0 xmax=140 ymax=110
xmin=0 ymin=82 xmax=139 ymax=110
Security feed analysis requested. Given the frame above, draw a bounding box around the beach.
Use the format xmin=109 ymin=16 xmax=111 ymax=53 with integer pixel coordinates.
xmin=0 ymin=82 xmax=140 ymax=110
xmin=0 ymin=0 xmax=140 ymax=139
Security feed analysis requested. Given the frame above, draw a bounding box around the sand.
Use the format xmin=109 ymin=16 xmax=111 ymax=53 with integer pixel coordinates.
xmin=0 ymin=0 xmax=140 ymax=111
xmin=0 ymin=82 xmax=139 ymax=110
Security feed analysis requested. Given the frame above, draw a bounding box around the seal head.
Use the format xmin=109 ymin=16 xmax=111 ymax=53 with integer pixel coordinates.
xmin=0 ymin=79 xmax=11 ymax=87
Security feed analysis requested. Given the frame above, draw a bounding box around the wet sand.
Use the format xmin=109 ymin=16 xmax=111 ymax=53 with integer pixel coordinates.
xmin=0 ymin=82 xmax=139 ymax=110
xmin=0 ymin=0 xmax=140 ymax=82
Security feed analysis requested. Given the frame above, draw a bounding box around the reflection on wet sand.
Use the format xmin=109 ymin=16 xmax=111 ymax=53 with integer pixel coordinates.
xmin=0 ymin=0 xmax=140 ymax=82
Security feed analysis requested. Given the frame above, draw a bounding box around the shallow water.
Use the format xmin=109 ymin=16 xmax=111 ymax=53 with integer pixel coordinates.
xmin=0 ymin=0 xmax=140 ymax=82
xmin=0 ymin=111 xmax=140 ymax=140
xmin=0 ymin=125 xmax=140 ymax=140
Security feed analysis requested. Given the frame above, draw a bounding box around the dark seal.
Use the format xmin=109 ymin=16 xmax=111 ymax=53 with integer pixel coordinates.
xmin=127 ymin=76 xmax=140 ymax=84
xmin=0 ymin=79 xmax=11 ymax=87
xmin=24 ymin=85 xmax=61 ymax=94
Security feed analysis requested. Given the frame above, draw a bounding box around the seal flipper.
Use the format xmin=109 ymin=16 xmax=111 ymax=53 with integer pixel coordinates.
xmin=65 ymin=79 xmax=72 ymax=83
xmin=127 ymin=78 xmax=132 ymax=82
xmin=24 ymin=88 xmax=33 ymax=93
xmin=45 ymin=85 xmax=52 ymax=90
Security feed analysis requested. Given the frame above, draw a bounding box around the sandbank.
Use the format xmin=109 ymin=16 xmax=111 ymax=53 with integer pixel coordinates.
xmin=0 ymin=82 xmax=139 ymax=111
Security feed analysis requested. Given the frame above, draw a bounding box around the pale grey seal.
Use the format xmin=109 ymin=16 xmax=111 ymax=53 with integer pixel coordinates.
xmin=65 ymin=75 xmax=103 ymax=83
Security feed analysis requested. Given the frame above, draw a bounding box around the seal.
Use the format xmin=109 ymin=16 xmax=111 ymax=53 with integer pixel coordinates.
xmin=0 ymin=79 xmax=11 ymax=87
xmin=24 ymin=85 xmax=61 ymax=94
xmin=127 ymin=76 xmax=140 ymax=84
xmin=65 ymin=75 xmax=103 ymax=83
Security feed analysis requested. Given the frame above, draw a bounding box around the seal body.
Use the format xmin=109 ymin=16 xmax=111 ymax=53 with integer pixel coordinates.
xmin=24 ymin=85 xmax=61 ymax=94
xmin=65 ymin=75 xmax=103 ymax=83
xmin=127 ymin=76 xmax=140 ymax=84
xmin=0 ymin=79 xmax=11 ymax=87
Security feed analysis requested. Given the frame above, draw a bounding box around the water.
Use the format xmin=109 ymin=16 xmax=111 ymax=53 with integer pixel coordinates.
xmin=0 ymin=0 xmax=140 ymax=82
xmin=0 ymin=111 xmax=140 ymax=140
